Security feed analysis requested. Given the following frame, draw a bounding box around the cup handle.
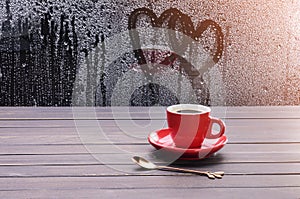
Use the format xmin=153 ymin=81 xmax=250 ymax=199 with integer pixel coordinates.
xmin=206 ymin=117 xmax=225 ymax=139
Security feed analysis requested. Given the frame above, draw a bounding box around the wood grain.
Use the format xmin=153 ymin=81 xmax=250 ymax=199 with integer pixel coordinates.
xmin=0 ymin=163 xmax=300 ymax=177
xmin=1 ymin=106 xmax=300 ymax=119
xmin=1 ymin=188 xmax=299 ymax=199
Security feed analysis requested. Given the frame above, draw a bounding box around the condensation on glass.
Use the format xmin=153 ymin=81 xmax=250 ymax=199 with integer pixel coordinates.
xmin=0 ymin=0 xmax=299 ymax=106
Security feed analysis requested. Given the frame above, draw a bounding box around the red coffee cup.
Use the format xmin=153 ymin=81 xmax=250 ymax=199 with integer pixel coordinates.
xmin=167 ymin=104 xmax=225 ymax=149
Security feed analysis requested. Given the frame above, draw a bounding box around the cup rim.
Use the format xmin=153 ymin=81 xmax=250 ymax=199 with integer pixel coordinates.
xmin=167 ymin=104 xmax=211 ymax=115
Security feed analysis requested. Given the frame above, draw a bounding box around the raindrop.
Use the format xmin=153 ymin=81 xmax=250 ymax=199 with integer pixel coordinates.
xmin=262 ymin=86 xmax=269 ymax=93
xmin=33 ymin=99 xmax=37 ymax=107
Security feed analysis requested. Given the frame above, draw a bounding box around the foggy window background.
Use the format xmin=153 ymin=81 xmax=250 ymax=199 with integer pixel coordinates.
xmin=0 ymin=0 xmax=299 ymax=106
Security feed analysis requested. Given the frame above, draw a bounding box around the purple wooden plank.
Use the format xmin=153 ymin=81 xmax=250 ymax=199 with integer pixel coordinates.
xmin=1 ymin=125 xmax=300 ymax=144
xmin=0 ymin=106 xmax=300 ymax=119
xmin=0 ymin=163 xmax=300 ymax=177
xmin=0 ymin=188 xmax=299 ymax=199
xmin=0 ymin=147 xmax=299 ymax=165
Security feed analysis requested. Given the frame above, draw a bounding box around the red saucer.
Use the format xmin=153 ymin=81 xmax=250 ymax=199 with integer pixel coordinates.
xmin=148 ymin=128 xmax=228 ymax=160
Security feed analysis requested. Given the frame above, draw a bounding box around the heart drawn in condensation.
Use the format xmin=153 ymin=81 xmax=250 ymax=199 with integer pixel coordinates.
xmin=128 ymin=7 xmax=224 ymax=68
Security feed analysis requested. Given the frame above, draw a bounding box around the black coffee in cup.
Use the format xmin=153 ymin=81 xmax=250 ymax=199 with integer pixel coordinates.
xmin=176 ymin=109 xmax=203 ymax=114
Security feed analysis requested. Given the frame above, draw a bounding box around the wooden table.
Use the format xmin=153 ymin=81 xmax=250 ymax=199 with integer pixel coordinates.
xmin=0 ymin=106 xmax=300 ymax=198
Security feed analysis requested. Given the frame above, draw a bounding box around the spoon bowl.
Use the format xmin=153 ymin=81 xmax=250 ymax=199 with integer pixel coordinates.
xmin=132 ymin=156 xmax=157 ymax=170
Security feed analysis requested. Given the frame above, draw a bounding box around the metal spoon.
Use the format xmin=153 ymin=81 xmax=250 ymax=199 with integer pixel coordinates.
xmin=132 ymin=156 xmax=224 ymax=179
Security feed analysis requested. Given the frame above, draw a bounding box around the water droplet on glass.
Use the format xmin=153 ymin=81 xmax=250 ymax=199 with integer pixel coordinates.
xmin=262 ymin=87 xmax=269 ymax=93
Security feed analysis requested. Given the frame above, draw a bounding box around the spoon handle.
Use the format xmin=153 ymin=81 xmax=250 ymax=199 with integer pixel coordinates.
xmin=157 ymin=166 xmax=215 ymax=179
